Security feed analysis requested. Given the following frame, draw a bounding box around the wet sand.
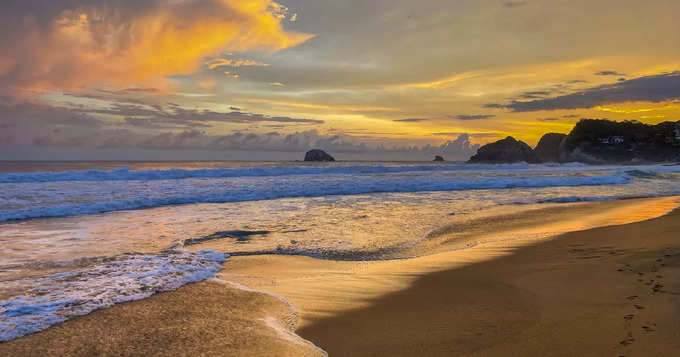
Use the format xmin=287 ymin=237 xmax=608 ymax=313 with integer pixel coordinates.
xmin=0 ymin=281 xmax=323 ymax=356
xmin=1 ymin=197 xmax=679 ymax=356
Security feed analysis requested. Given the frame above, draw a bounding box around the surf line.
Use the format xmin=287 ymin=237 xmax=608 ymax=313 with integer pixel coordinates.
xmin=209 ymin=278 xmax=328 ymax=356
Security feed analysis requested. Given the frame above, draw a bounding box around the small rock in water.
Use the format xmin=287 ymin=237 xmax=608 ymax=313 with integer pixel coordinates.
xmin=304 ymin=149 xmax=335 ymax=162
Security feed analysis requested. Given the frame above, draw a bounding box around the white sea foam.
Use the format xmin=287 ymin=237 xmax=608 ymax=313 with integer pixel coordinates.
xmin=0 ymin=250 xmax=228 ymax=342
xmin=0 ymin=173 xmax=636 ymax=222
xmin=0 ymin=163 xmax=537 ymax=183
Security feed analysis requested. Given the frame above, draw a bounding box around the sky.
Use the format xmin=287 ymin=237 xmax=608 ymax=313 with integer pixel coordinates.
xmin=1 ymin=0 xmax=679 ymax=161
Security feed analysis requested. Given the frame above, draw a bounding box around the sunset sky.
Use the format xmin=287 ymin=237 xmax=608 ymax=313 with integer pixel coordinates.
xmin=1 ymin=0 xmax=680 ymax=160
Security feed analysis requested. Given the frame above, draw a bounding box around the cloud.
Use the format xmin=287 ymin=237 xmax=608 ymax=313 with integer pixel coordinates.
xmin=595 ymin=70 xmax=626 ymax=76
xmin=0 ymin=102 xmax=106 ymax=147
xmin=511 ymin=80 xmax=591 ymax=102
xmin=393 ymin=118 xmax=428 ymax=122
xmin=0 ymin=0 xmax=312 ymax=96
xmin=518 ymin=90 xmax=551 ymax=99
xmin=432 ymin=132 xmax=499 ymax=138
xmin=503 ymin=1 xmax=528 ymax=8
xmin=0 ymin=100 xmax=323 ymax=148
xmin=493 ymin=72 xmax=680 ymax=112
xmin=80 ymin=102 xmax=325 ymax=126
xmin=27 ymin=127 xmax=480 ymax=159
xmin=454 ymin=114 xmax=496 ymax=120
xmin=0 ymin=101 xmax=479 ymax=159
xmin=206 ymin=58 xmax=270 ymax=69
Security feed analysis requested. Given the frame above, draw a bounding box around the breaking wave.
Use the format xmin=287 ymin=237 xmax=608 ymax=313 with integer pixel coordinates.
xmin=0 ymin=173 xmax=630 ymax=222
xmin=0 ymin=249 xmax=227 ymax=342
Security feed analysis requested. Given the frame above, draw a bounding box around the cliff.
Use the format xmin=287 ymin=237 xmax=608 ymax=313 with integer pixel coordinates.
xmin=561 ymin=119 xmax=680 ymax=163
xmin=466 ymin=119 xmax=680 ymax=164
xmin=534 ymin=133 xmax=567 ymax=163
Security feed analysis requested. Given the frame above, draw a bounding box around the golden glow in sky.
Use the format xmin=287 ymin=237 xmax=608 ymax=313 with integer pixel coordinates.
xmin=1 ymin=0 xmax=680 ymax=159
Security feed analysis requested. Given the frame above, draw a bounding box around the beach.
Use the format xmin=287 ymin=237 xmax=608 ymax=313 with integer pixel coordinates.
xmin=2 ymin=196 xmax=679 ymax=356
xmin=298 ymin=201 xmax=680 ymax=356
xmin=3 ymin=0 xmax=680 ymax=355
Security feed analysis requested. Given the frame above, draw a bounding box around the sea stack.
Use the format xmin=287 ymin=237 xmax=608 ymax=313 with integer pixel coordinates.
xmin=433 ymin=155 xmax=445 ymax=162
xmin=304 ymin=149 xmax=335 ymax=162
xmin=468 ymin=136 xmax=540 ymax=163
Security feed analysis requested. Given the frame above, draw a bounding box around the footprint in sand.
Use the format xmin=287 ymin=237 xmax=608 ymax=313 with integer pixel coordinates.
xmin=619 ymin=337 xmax=635 ymax=346
xmin=624 ymin=314 xmax=634 ymax=321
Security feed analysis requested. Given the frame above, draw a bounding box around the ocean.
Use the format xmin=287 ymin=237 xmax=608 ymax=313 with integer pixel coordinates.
xmin=1 ymin=160 xmax=680 ymax=341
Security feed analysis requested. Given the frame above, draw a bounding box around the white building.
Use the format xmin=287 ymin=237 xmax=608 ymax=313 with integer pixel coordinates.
xmin=598 ymin=136 xmax=624 ymax=144
xmin=675 ymin=122 xmax=680 ymax=141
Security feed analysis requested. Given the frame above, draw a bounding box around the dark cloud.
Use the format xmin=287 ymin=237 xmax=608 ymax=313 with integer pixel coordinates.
xmin=0 ymin=102 xmax=105 ymax=147
xmin=595 ymin=70 xmax=626 ymax=76
xmin=536 ymin=117 xmax=559 ymax=122
xmin=0 ymin=102 xmax=104 ymax=128
xmin=562 ymin=114 xmax=580 ymax=118
xmin=454 ymin=114 xmax=496 ymax=120
xmin=518 ymin=90 xmax=551 ymax=99
xmin=492 ymin=72 xmax=680 ymax=112
xmin=77 ymin=102 xmax=324 ymax=127
xmin=393 ymin=118 xmax=428 ymax=122
xmin=503 ymin=1 xmax=528 ymax=8
xmin=509 ymin=80 xmax=590 ymax=102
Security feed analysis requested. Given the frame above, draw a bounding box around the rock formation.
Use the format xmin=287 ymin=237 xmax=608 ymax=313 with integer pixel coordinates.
xmin=468 ymin=136 xmax=540 ymax=163
xmin=433 ymin=155 xmax=445 ymax=162
xmin=560 ymin=119 xmax=680 ymax=163
xmin=466 ymin=119 xmax=680 ymax=164
xmin=534 ymin=133 xmax=567 ymax=163
xmin=304 ymin=149 xmax=335 ymax=162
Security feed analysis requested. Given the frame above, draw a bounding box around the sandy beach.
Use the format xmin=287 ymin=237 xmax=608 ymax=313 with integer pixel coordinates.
xmin=2 ymin=197 xmax=679 ymax=356
xmin=3 ymin=1 xmax=680 ymax=355
xmin=299 ymin=203 xmax=680 ymax=356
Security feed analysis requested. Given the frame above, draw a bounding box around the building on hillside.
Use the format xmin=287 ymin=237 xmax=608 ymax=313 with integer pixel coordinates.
xmin=598 ymin=136 xmax=624 ymax=144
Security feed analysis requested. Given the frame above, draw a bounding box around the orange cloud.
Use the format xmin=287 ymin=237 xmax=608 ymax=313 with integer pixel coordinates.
xmin=2 ymin=0 xmax=311 ymax=96
xmin=206 ymin=58 xmax=270 ymax=69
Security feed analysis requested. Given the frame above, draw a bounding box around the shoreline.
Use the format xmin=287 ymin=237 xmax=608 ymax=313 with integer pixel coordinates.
xmin=1 ymin=196 xmax=679 ymax=356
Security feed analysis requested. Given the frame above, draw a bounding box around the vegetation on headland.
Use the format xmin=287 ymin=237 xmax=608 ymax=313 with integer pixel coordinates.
xmin=469 ymin=119 xmax=680 ymax=164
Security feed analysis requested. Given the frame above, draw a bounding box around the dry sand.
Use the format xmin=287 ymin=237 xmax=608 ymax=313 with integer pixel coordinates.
xmin=298 ymin=204 xmax=680 ymax=356
xmin=1 ymin=197 xmax=679 ymax=356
